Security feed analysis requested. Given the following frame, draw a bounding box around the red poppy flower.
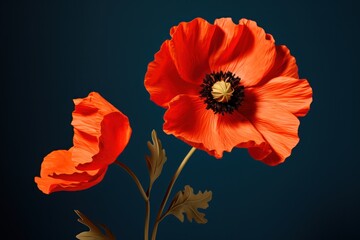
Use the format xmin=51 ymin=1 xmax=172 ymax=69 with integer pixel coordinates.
xmin=145 ymin=18 xmax=312 ymax=165
xmin=34 ymin=92 xmax=132 ymax=194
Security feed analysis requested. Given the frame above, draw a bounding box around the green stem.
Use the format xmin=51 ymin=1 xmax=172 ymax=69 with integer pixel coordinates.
xmin=151 ymin=147 xmax=197 ymax=240
xmin=114 ymin=160 xmax=148 ymax=201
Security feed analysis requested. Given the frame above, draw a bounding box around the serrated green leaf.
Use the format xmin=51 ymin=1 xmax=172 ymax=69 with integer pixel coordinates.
xmin=74 ymin=210 xmax=116 ymax=240
xmin=145 ymin=130 xmax=167 ymax=186
xmin=165 ymin=185 xmax=212 ymax=224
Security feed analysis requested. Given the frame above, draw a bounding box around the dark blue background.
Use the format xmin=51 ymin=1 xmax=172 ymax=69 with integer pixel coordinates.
xmin=2 ymin=0 xmax=359 ymax=239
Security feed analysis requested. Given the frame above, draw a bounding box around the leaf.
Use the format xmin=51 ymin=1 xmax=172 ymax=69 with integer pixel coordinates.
xmin=74 ymin=210 xmax=116 ymax=240
xmin=145 ymin=129 xmax=167 ymax=186
xmin=165 ymin=185 xmax=212 ymax=224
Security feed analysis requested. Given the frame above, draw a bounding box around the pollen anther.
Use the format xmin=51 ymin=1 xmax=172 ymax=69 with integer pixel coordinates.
xmin=211 ymin=81 xmax=234 ymax=103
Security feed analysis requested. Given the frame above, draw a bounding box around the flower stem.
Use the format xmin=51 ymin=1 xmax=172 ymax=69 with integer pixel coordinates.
xmin=115 ymin=160 xmax=150 ymax=240
xmin=114 ymin=160 xmax=148 ymax=201
xmin=151 ymin=147 xmax=197 ymax=240
xmin=144 ymin=198 xmax=150 ymax=240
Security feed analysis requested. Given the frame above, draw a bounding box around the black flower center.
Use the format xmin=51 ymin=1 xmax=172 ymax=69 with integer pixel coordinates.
xmin=200 ymin=71 xmax=244 ymax=114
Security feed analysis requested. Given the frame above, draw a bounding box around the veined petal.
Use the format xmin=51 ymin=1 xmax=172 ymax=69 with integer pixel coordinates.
xmin=34 ymin=172 xmax=106 ymax=194
xmin=34 ymin=150 xmax=106 ymax=194
xmin=73 ymin=92 xmax=119 ymax=120
xmin=72 ymin=92 xmax=117 ymax=137
xmin=210 ymin=18 xmax=246 ymax=67
xmin=169 ymin=18 xmax=218 ymax=84
xmin=164 ymin=95 xmax=266 ymax=158
xmin=269 ymin=45 xmax=299 ymax=79
xmin=240 ymin=101 xmax=300 ymax=165
xmin=258 ymin=45 xmax=300 ymax=85
xmin=144 ymin=40 xmax=200 ymax=108
xmin=83 ymin=112 xmax=132 ymax=170
xmin=71 ymin=92 xmax=131 ymax=169
xmin=252 ymin=77 xmax=313 ymax=117
xmin=212 ymin=18 xmax=276 ymax=87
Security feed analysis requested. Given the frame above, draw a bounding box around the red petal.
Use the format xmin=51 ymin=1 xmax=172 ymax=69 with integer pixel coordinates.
xmin=240 ymin=100 xmax=301 ymax=165
xmin=252 ymin=76 xmax=313 ymax=117
xmin=258 ymin=45 xmax=300 ymax=85
xmin=73 ymin=92 xmax=120 ymax=117
xmin=170 ymin=18 xmax=217 ymax=84
xmin=210 ymin=18 xmax=246 ymax=68
xmin=270 ymin=45 xmax=299 ymax=78
xmin=164 ymin=95 xmax=266 ymax=158
xmin=71 ymin=92 xmax=131 ymax=169
xmin=34 ymin=150 xmax=106 ymax=194
xmin=212 ymin=18 xmax=276 ymax=87
xmin=87 ymin=112 xmax=131 ymax=170
xmin=144 ymin=40 xmax=200 ymax=107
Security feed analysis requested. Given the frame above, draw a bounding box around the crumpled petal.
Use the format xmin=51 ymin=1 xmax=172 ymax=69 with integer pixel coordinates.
xmin=144 ymin=40 xmax=201 ymax=107
xmin=71 ymin=92 xmax=131 ymax=169
xmin=34 ymin=150 xmax=106 ymax=194
xmin=169 ymin=18 xmax=217 ymax=85
xmin=211 ymin=18 xmax=276 ymax=87
xmin=35 ymin=92 xmax=131 ymax=194
xmin=266 ymin=45 xmax=299 ymax=79
xmin=241 ymin=100 xmax=301 ymax=166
